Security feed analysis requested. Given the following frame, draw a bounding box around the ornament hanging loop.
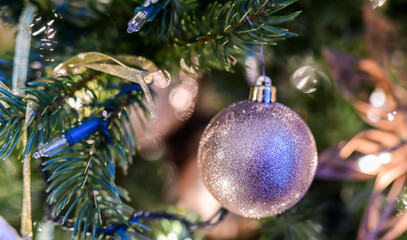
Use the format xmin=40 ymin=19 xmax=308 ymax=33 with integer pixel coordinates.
xmin=245 ymin=16 xmax=276 ymax=103
xmin=249 ymin=76 xmax=276 ymax=103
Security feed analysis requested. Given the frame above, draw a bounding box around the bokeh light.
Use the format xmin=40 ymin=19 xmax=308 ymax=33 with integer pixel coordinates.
xmin=153 ymin=70 xmax=171 ymax=88
xmin=369 ymin=88 xmax=386 ymax=108
xmin=370 ymin=0 xmax=386 ymax=9
xmin=357 ymin=154 xmax=381 ymax=174
xmin=244 ymin=54 xmax=259 ymax=86
xmin=290 ymin=66 xmax=319 ymax=93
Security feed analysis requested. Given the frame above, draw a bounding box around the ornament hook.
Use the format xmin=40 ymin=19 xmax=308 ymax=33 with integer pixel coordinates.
xmin=245 ymin=16 xmax=275 ymax=103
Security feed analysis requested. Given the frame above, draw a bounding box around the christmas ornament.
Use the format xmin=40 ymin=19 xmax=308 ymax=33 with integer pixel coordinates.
xmin=198 ymin=76 xmax=318 ymax=218
xmin=0 ymin=216 xmax=21 ymax=240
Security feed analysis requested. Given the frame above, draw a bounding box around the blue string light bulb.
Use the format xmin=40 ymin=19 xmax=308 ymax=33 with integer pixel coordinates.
xmin=197 ymin=76 xmax=318 ymax=218
xmin=33 ymin=84 xmax=143 ymax=159
xmin=33 ymin=117 xmax=109 ymax=159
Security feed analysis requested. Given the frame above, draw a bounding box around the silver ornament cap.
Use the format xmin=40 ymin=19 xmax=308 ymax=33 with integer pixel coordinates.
xmin=198 ymin=78 xmax=318 ymax=219
xmin=249 ymin=76 xmax=277 ymax=103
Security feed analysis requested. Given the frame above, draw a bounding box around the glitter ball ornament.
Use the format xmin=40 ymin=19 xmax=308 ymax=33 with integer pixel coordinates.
xmin=198 ymin=77 xmax=318 ymax=218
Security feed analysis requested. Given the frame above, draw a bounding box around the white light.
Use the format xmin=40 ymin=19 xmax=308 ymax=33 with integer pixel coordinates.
xmin=245 ymin=55 xmax=259 ymax=85
xmin=32 ymin=26 xmax=46 ymax=36
xmin=387 ymin=112 xmax=395 ymax=121
xmin=369 ymin=88 xmax=386 ymax=108
xmin=221 ymin=180 xmax=230 ymax=190
xmin=357 ymin=154 xmax=381 ymax=174
xmin=290 ymin=66 xmax=319 ymax=93
xmin=371 ymin=0 xmax=386 ymax=9
xmin=47 ymin=19 xmax=55 ymax=26
xmin=54 ymin=64 xmax=64 ymax=75
xmin=153 ymin=70 xmax=171 ymax=88
xmin=179 ymin=72 xmax=198 ymax=97
xmin=67 ymin=98 xmax=82 ymax=109
xmin=157 ymin=234 xmax=167 ymax=240
xmin=83 ymin=90 xmax=93 ymax=101
xmin=73 ymin=67 xmax=81 ymax=74
xmin=378 ymin=152 xmax=392 ymax=164
xmin=167 ymin=233 xmax=178 ymax=240
xmin=180 ymin=58 xmax=197 ymax=74
xmin=48 ymin=30 xmax=56 ymax=39
xmin=169 ymin=86 xmax=193 ymax=112
xmin=367 ymin=108 xmax=381 ymax=123
xmin=30 ymin=61 xmax=42 ymax=69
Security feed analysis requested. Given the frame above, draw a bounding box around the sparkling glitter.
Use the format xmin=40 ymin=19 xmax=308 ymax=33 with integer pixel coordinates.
xmin=198 ymin=101 xmax=318 ymax=218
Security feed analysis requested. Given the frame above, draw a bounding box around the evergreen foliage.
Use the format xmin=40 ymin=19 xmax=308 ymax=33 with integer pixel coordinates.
xmin=0 ymin=1 xmax=300 ymax=238
xmin=3 ymin=0 xmax=405 ymax=240
xmin=0 ymin=69 xmax=149 ymax=238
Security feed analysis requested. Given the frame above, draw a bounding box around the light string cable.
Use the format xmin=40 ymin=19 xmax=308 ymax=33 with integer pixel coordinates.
xmin=50 ymin=206 xmax=228 ymax=237
xmin=96 ymin=208 xmax=228 ymax=237
xmin=39 ymin=83 xmax=228 ymax=236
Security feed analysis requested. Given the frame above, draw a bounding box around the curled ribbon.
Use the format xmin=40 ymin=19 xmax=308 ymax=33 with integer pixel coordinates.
xmin=53 ymin=52 xmax=160 ymax=118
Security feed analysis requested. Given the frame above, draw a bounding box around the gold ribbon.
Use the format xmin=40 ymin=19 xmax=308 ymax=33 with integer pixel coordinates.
xmin=53 ymin=52 xmax=159 ymax=118
xmin=11 ymin=1 xmax=37 ymax=238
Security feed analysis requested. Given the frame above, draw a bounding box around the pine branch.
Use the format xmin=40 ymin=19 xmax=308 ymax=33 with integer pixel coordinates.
xmin=44 ymin=72 xmax=97 ymax=114
xmin=156 ymin=0 xmax=300 ymax=71
xmin=0 ymin=58 xmax=12 ymax=85
xmin=43 ymin=138 xmax=134 ymax=239
xmin=0 ymin=87 xmax=26 ymax=159
xmin=2 ymin=0 xmax=299 ymax=73
xmin=40 ymin=81 xmax=148 ymax=239
xmin=178 ymin=0 xmax=298 ymax=45
xmin=21 ymin=74 xmax=95 ymax=157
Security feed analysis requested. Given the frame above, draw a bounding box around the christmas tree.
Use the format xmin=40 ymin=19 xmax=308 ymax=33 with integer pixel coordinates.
xmin=0 ymin=0 xmax=407 ymax=239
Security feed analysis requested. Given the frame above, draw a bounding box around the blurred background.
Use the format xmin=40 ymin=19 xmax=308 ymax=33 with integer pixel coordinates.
xmin=1 ymin=0 xmax=407 ymax=239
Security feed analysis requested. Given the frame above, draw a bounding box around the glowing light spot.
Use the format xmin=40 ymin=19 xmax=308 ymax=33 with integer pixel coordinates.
xmin=378 ymin=152 xmax=392 ymax=164
xmin=180 ymin=58 xmax=198 ymax=74
xmin=369 ymin=88 xmax=386 ymax=108
xmin=83 ymin=90 xmax=93 ymax=101
xmin=167 ymin=233 xmax=178 ymax=240
xmin=290 ymin=66 xmax=319 ymax=93
xmin=371 ymin=0 xmax=386 ymax=9
xmin=358 ymin=154 xmax=381 ymax=174
xmin=32 ymin=26 xmax=46 ymax=36
xmin=157 ymin=234 xmax=167 ymax=240
xmin=387 ymin=112 xmax=395 ymax=121
xmin=169 ymin=86 xmax=193 ymax=112
xmin=48 ymin=31 xmax=56 ymax=39
xmin=245 ymin=55 xmax=259 ymax=85
xmin=153 ymin=70 xmax=171 ymax=88
xmin=367 ymin=108 xmax=381 ymax=123
xmin=179 ymin=72 xmax=198 ymax=97
xmin=30 ymin=61 xmax=42 ymax=69
xmin=73 ymin=68 xmax=81 ymax=74
xmin=56 ymin=68 xmax=66 ymax=76
xmin=67 ymin=98 xmax=82 ymax=109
